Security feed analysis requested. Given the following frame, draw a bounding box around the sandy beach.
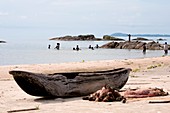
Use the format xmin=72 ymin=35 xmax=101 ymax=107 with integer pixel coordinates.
xmin=1 ymin=56 xmax=170 ymax=113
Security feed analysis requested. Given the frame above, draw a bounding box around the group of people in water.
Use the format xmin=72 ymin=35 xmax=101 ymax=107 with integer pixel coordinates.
xmin=48 ymin=43 xmax=60 ymax=50
xmin=48 ymin=42 xmax=169 ymax=55
xmin=73 ymin=45 xmax=81 ymax=51
xmin=72 ymin=44 xmax=99 ymax=51
xmin=142 ymin=42 xmax=169 ymax=55
xmin=48 ymin=43 xmax=99 ymax=51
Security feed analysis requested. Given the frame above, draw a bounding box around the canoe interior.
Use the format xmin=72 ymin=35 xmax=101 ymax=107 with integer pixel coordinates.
xmin=50 ymin=68 xmax=127 ymax=79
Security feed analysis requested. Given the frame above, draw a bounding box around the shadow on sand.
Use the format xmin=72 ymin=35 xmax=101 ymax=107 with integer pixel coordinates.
xmin=34 ymin=96 xmax=82 ymax=104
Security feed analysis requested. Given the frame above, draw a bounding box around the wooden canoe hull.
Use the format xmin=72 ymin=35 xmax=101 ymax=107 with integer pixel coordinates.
xmin=9 ymin=68 xmax=131 ymax=97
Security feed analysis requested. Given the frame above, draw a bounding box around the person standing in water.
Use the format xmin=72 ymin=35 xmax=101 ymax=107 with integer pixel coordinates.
xmin=48 ymin=44 xmax=51 ymax=49
xmin=76 ymin=45 xmax=80 ymax=51
xmin=164 ymin=42 xmax=168 ymax=55
xmin=143 ymin=43 xmax=147 ymax=54
xmin=95 ymin=44 xmax=99 ymax=48
xmin=54 ymin=43 xmax=60 ymax=50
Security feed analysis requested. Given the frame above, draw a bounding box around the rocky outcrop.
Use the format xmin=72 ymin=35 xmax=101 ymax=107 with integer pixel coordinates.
xmin=49 ymin=34 xmax=126 ymax=41
xmin=132 ymin=37 xmax=151 ymax=41
xmin=50 ymin=35 xmax=102 ymax=41
xmin=101 ymin=41 xmax=170 ymax=50
xmin=103 ymin=35 xmax=125 ymax=41
xmin=157 ymin=38 xmax=167 ymax=41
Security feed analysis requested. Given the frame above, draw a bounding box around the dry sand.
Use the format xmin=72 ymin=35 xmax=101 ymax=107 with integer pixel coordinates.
xmin=0 ymin=56 xmax=170 ymax=113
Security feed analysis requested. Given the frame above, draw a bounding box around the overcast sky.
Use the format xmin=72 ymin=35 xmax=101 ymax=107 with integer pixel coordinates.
xmin=0 ymin=0 xmax=170 ymax=39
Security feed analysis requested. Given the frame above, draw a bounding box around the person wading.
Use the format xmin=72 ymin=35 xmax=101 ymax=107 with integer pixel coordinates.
xmin=164 ymin=42 xmax=168 ymax=55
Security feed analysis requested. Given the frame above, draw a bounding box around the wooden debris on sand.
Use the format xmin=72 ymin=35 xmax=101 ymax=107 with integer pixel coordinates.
xmin=7 ymin=107 xmax=39 ymax=113
xmin=149 ymin=100 xmax=170 ymax=104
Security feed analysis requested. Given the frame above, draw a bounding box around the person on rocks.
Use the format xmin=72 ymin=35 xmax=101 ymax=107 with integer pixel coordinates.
xmin=128 ymin=34 xmax=131 ymax=42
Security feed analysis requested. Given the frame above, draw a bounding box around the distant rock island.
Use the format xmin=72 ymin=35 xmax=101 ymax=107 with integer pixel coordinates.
xmin=50 ymin=35 xmax=102 ymax=41
xmin=132 ymin=37 xmax=151 ymax=41
xmin=111 ymin=32 xmax=170 ymax=37
xmin=103 ymin=35 xmax=125 ymax=41
xmin=0 ymin=41 xmax=6 ymax=43
xmin=49 ymin=34 xmax=125 ymax=41
xmin=101 ymin=41 xmax=170 ymax=50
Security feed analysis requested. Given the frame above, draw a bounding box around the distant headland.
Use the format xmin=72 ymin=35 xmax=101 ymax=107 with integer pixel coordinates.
xmin=111 ymin=32 xmax=170 ymax=37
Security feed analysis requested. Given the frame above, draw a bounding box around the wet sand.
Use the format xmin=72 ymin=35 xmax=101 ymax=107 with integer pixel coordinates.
xmin=0 ymin=56 xmax=170 ymax=113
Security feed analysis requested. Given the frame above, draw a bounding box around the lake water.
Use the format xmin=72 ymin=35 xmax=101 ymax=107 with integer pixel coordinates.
xmin=0 ymin=37 xmax=169 ymax=66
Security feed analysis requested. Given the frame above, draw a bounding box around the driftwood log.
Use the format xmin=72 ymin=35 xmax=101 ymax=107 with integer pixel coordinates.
xmin=7 ymin=107 xmax=39 ymax=113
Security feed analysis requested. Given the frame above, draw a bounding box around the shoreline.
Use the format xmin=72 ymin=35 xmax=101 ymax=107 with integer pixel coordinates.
xmin=0 ymin=56 xmax=170 ymax=79
xmin=1 ymin=56 xmax=170 ymax=113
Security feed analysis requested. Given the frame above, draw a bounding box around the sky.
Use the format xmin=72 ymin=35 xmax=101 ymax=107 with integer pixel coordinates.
xmin=0 ymin=0 xmax=170 ymax=40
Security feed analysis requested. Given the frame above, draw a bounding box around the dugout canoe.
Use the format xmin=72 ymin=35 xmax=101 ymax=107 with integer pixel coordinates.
xmin=9 ymin=68 xmax=131 ymax=97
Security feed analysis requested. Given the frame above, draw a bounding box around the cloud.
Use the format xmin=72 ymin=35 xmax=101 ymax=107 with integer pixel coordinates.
xmin=0 ymin=0 xmax=170 ymax=35
xmin=0 ymin=12 xmax=9 ymax=16
xmin=20 ymin=15 xmax=28 ymax=19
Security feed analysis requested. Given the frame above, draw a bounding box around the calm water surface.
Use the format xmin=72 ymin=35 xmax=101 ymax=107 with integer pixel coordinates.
xmin=0 ymin=37 xmax=169 ymax=66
